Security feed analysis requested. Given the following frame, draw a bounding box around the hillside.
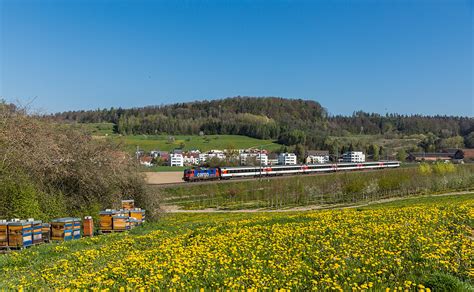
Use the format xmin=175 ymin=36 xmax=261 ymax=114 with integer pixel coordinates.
xmin=49 ymin=97 xmax=474 ymax=152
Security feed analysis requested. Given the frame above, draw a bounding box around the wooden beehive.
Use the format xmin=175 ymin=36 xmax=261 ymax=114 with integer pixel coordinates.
xmin=128 ymin=217 xmax=140 ymax=229
xmin=121 ymin=200 xmax=135 ymax=210
xmin=72 ymin=218 xmax=81 ymax=239
xmin=32 ymin=220 xmax=43 ymax=245
xmin=112 ymin=215 xmax=128 ymax=231
xmin=51 ymin=218 xmax=74 ymax=241
xmin=0 ymin=220 xmax=8 ymax=247
xmin=99 ymin=210 xmax=117 ymax=231
xmin=42 ymin=223 xmax=51 ymax=242
xmin=8 ymin=221 xmax=33 ymax=248
xmin=129 ymin=209 xmax=146 ymax=225
xmin=83 ymin=216 xmax=94 ymax=237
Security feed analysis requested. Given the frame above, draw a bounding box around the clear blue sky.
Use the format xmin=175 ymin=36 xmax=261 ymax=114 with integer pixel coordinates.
xmin=1 ymin=0 xmax=472 ymax=116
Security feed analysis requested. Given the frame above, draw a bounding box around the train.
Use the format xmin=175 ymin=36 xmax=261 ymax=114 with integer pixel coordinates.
xmin=183 ymin=161 xmax=401 ymax=182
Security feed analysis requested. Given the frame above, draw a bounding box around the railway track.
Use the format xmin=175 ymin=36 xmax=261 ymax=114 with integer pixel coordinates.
xmin=147 ymin=167 xmax=403 ymax=188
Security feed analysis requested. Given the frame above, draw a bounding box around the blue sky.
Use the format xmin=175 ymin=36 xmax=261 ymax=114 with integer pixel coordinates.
xmin=0 ymin=0 xmax=472 ymax=116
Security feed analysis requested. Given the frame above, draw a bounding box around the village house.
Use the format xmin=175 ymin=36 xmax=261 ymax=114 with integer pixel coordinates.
xmin=183 ymin=152 xmax=200 ymax=165
xmin=408 ymin=148 xmax=474 ymax=163
xmin=150 ymin=150 xmax=169 ymax=162
xmin=139 ymin=156 xmax=153 ymax=167
xmin=240 ymin=152 xmax=268 ymax=166
xmin=278 ymin=153 xmax=297 ymax=165
xmin=342 ymin=151 xmax=366 ymax=163
xmin=305 ymin=150 xmax=330 ymax=164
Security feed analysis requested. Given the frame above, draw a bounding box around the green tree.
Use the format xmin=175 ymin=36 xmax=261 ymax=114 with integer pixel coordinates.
xmin=396 ymin=149 xmax=407 ymax=162
xmin=368 ymin=144 xmax=380 ymax=161
xmin=463 ymin=132 xmax=474 ymax=148
xmin=419 ymin=133 xmax=439 ymax=152
xmin=294 ymin=144 xmax=306 ymax=163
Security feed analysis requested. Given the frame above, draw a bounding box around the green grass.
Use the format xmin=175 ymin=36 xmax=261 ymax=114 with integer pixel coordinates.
xmin=58 ymin=122 xmax=116 ymax=136
xmin=360 ymin=192 xmax=474 ymax=210
xmin=112 ymin=134 xmax=282 ymax=153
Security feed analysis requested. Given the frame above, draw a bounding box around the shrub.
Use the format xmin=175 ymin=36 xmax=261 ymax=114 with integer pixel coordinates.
xmin=0 ymin=104 xmax=153 ymax=221
xmin=419 ymin=163 xmax=432 ymax=175
xmin=432 ymin=161 xmax=455 ymax=175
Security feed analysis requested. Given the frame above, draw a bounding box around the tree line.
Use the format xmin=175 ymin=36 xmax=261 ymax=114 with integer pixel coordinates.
xmin=47 ymin=97 xmax=474 ymax=151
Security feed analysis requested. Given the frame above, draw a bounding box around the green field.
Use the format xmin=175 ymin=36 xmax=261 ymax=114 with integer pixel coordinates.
xmin=64 ymin=122 xmax=116 ymax=136
xmin=60 ymin=122 xmax=282 ymax=153
xmin=112 ymin=134 xmax=282 ymax=153
xmin=1 ymin=193 xmax=472 ymax=290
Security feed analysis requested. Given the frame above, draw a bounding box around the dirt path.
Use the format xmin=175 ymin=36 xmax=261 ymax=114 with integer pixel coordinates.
xmin=160 ymin=191 xmax=473 ymax=213
xmin=145 ymin=172 xmax=183 ymax=184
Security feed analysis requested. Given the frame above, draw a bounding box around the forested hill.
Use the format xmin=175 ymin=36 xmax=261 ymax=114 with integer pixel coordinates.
xmin=49 ymin=97 xmax=474 ymax=149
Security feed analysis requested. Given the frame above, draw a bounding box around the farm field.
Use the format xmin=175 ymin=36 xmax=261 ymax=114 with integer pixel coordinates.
xmin=0 ymin=193 xmax=472 ymax=290
xmin=59 ymin=122 xmax=283 ymax=153
xmin=113 ymin=134 xmax=282 ymax=153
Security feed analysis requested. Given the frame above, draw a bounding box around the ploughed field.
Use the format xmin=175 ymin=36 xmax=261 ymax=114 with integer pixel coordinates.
xmin=1 ymin=194 xmax=473 ymax=290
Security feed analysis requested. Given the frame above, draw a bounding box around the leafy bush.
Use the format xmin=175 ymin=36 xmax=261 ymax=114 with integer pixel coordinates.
xmin=432 ymin=161 xmax=455 ymax=174
xmin=419 ymin=163 xmax=433 ymax=175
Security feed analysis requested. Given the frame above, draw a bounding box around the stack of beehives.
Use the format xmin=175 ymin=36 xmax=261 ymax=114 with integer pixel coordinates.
xmin=112 ymin=215 xmax=129 ymax=231
xmin=0 ymin=220 xmax=8 ymax=248
xmin=42 ymin=223 xmax=51 ymax=242
xmin=128 ymin=208 xmax=146 ymax=225
xmin=32 ymin=220 xmax=43 ymax=245
xmin=121 ymin=199 xmax=135 ymax=210
xmin=98 ymin=200 xmax=146 ymax=233
xmin=8 ymin=220 xmax=33 ymax=248
xmin=51 ymin=218 xmax=74 ymax=241
xmin=83 ymin=216 xmax=94 ymax=237
xmin=72 ymin=218 xmax=81 ymax=240
xmin=99 ymin=210 xmax=117 ymax=233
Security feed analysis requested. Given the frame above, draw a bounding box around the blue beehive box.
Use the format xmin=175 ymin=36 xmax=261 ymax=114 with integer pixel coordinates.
xmin=72 ymin=217 xmax=81 ymax=239
xmin=8 ymin=221 xmax=33 ymax=247
xmin=51 ymin=218 xmax=74 ymax=241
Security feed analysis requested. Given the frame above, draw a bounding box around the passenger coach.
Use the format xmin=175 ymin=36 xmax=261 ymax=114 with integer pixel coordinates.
xmin=183 ymin=161 xmax=400 ymax=181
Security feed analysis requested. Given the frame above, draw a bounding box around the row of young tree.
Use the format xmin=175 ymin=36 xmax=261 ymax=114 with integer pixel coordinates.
xmin=48 ymin=97 xmax=474 ymax=150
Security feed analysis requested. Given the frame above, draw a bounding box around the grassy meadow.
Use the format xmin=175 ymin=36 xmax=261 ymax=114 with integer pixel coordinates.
xmin=62 ymin=122 xmax=283 ymax=153
xmin=114 ymin=134 xmax=282 ymax=153
xmin=0 ymin=193 xmax=472 ymax=290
